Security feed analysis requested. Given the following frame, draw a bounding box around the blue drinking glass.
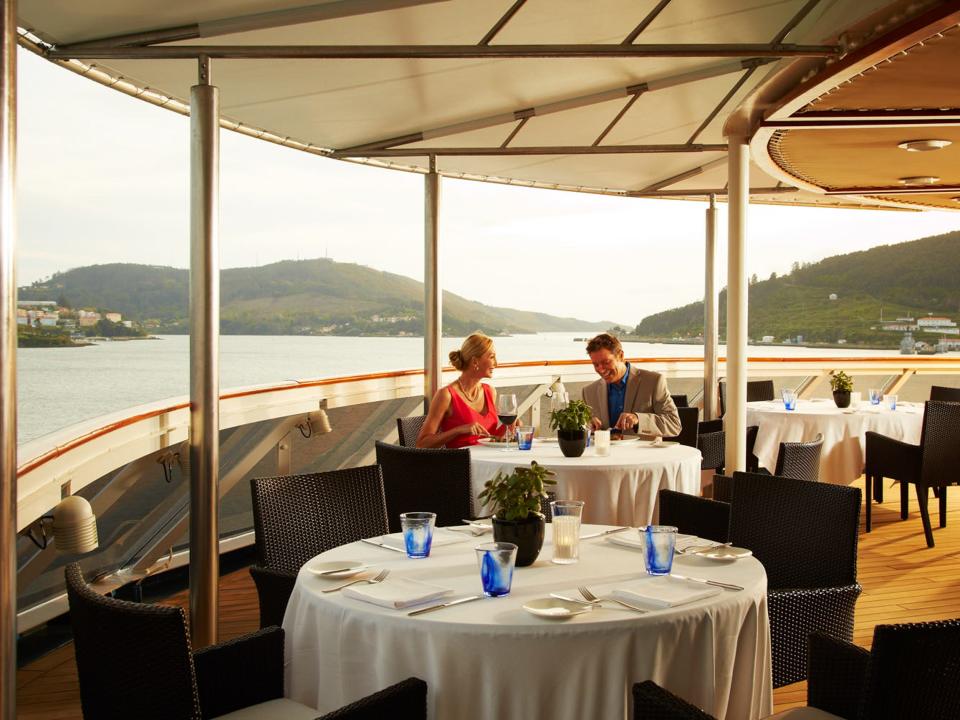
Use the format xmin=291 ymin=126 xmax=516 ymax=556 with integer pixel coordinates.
xmin=475 ymin=542 xmax=517 ymax=597
xmin=400 ymin=512 xmax=436 ymax=559
xmin=517 ymin=426 xmax=534 ymax=450
xmin=781 ymin=388 xmax=797 ymax=411
xmin=869 ymin=388 xmax=882 ymax=405
xmin=641 ymin=525 xmax=677 ymax=576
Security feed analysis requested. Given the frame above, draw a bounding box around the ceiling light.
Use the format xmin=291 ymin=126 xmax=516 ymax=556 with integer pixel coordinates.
xmin=897 ymin=139 xmax=952 ymax=152
xmin=898 ymin=176 xmax=940 ymax=185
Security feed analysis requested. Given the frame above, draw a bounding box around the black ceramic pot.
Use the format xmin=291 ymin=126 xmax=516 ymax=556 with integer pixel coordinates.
xmin=557 ymin=428 xmax=587 ymax=458
xmin=833 ymin=390 xmax=851 ymax=408
xmin=492 ymin=513 xmax=545 ymax=567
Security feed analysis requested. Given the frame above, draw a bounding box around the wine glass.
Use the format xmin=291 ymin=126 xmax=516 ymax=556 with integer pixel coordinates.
xmin=496 ymin=393 xmax=518 ymax=447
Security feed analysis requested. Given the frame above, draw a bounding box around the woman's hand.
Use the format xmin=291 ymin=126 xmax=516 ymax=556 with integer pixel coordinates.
xmin=460 ymin=422 xmax=491 ymax=437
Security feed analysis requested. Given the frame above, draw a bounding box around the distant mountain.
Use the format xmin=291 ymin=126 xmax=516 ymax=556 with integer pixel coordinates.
xmin=19 ymin=259 xmax=610 ymax=336
xmin=634 ymin=231 xmax=960 ymax=346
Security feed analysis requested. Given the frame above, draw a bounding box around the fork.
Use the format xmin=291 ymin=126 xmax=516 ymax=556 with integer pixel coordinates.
xmin=322 ymin=568 xmax=390 ymax=594
xmin=578 ymin=585 xmax=647 ymax=613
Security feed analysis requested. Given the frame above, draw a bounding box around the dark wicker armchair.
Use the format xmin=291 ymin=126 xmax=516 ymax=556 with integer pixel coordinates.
xmin=670 ymin=394 xmax=689 ymax=408
xmin=249 ymin=466 xmax=389 ymax=628
xmin=930 ymin=385 xmax=960 ymax=402
xmin=864 ymin=400 xmax=960 ymax=546
xmin=773 ymin=433 xmax=823 ymax=481
xmin=375 ymin=440 xmax=473 ymax=532
xmin=694 ymin=421 xmax=759 ymax=474
xmin=665 ymin=407 xmax=699 ymax=448
xmin=396 ymin=415 xmax=427 ymax=447
xmin=718 ymin=379 xmax=775 ymax=417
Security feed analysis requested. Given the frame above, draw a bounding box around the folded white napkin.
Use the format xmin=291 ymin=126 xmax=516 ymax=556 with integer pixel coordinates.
xmin=612 ymin=576 xmax=722 ymax=608
xmin=342 ymin=577 xmax=454 ymax=609
xmin=608 ymin=532 xmax=713 ymax=552
xmin=380 ymin=528 xmax=471 ymax=550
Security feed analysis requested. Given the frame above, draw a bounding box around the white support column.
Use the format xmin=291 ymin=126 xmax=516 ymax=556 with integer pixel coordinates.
xmin=189 ymin=56 xmax=220 ymax=649
xmin=423 ymin=156 xmax=441 ymax=409
xmin=725 ymin=136 xmax=749 ymax=472
xmin=703 ymin=194 xmax=718 ymax=420
xmin=0 ymin=1 xmax=16 ymax=716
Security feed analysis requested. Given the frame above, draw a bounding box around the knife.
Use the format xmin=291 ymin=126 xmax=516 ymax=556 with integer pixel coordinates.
xmin=360 ymin=538 xmax=406 ymax=553
xmin=549 ymin=593 xmax=598 ymax=606
xmin=670 ymin=573 xmax=743 ymax=591
xmin=316 ymin=565 xmax=367 ymax=575
xmin=579 ymin=526 xmax=631 ymax=540
xmin=408 ymin=595 xmax=484 ymax=616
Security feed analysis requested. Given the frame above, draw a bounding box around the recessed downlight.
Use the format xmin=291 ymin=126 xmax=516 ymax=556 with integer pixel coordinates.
xmin=897 ymin=139 xmax=952 ymax=152
xmin=898 ymin=176 xmax=940 ymax=185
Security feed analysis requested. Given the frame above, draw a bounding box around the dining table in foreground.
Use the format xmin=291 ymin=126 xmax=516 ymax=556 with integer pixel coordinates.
xmin=745 ymin=398 xmax=923 ymax=485
xmin=284 ymin=523 xmax=771 ymax=720
xmin=469 ymin=439 xmax=703 ymax=526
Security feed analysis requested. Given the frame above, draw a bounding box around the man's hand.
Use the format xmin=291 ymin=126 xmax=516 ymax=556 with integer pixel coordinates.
xmin=614 ymin=412 xmax=638 ymax=431
xmin=590 ymin=417 xmax=603 ymax=430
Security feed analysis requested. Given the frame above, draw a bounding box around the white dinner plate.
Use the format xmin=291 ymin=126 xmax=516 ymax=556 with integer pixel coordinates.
xmin=644 ymin=440 xmax=677 ymax=449
xmin=687 ymin=545 xmax=752 ymax=562
xmin=522 ymin=597 xmax=591 ymax=619
xmin=609 ymin=437 xmax=640 ymax=446
xmin=476 ymin=438 xmax=515 ymax=448
xmin=306 ymin=560 xmax=369 ymax=578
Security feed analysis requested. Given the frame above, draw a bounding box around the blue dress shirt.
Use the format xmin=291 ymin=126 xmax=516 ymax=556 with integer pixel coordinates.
xmin=607 ymin=362 xmax=630 ymax=428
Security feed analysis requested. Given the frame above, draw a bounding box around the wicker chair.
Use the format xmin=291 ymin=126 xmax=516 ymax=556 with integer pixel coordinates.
xmin=658 ymin=488 xmax=729 ymax=542
xmin=632 ymin=619 xmax=960 ymax=720
xmin=396 ymin=415 xmax=427 ymax=447
xmin=930 ymin=385 xmax=960 ymax=402
xmin=249 ymin=466 xmax=389 ymax=628
xmin=316 ymin=677 xmax=428 ymax=719
xmin=718 ymin=379 xmax=775 ymax=417
xmin=670 ymin=394 xmax=689 ymax=408
xmin=694 ymin=421 xmax=759 ymax=474
xmin=665 ymin=407 xmax=699 ymax=448
xmin=773 ymin=433 xmax=823 ymax=481
xmin=375 ymin=440 xmax=473 ymax=532
xmin=864 ymin=400 xmax=960 ymax=546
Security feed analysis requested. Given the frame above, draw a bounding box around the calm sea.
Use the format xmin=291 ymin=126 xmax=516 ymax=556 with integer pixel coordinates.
xmin=16 ymin=333 xmax=916 ymax=445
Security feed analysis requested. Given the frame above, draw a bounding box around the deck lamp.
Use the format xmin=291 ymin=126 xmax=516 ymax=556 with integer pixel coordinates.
xmin=26 ymin=495 xmax=99 ymax=554
xmin=297 ymin=406 xmax=332 ymax=438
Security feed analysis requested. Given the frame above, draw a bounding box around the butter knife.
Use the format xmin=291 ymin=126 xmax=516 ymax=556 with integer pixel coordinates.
xmin=360 ymin=538 xmax=406 ymax=553
xmin=670 ymin=573 xmax=743 ymax=591
xmin=408 ymin=595 xmax=483 ymax=616
xmin=579 ymin=526 xmax=631 ymax=540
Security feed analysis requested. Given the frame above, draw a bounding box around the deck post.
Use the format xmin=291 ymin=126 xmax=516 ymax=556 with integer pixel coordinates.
xmin=0 ymin=0 xmax=15 ymax=716
xmin=725 ymin=136 xmax=749 ymax=471
xmin=189 ymin=55 xmax=220 ymax=649
xmin=424 ymin=156 xmax=441 ymax=409
xmin=703 ymin=194 xmax=718 ymax=420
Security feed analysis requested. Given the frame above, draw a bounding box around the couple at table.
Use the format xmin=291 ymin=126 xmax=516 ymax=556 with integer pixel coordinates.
xmin=416 ymin=332 xmax=681 ymax=448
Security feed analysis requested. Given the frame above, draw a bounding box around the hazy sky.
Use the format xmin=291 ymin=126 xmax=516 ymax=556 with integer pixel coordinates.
xmin=18 ymin=50 xmax=960 ymax=325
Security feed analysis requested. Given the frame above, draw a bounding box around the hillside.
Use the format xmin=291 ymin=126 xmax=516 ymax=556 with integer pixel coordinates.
xmin=635 ymin=231 xmax=960 ymax=347
xmin=19 ymin=259 xmax=609 ymax=336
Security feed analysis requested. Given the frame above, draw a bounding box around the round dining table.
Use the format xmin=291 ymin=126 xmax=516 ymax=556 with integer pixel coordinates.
xmin=284 ymin=523 xmax=772 ymax=720
xmin=469 ymin=439 xmax=703 ymax=526
xmin=745 ymin=398 xmax=924 ymax=484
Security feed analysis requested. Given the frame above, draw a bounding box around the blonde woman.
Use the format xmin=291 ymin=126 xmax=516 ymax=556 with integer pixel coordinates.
xmin=416 ymin=332 xmax=511 ymax=448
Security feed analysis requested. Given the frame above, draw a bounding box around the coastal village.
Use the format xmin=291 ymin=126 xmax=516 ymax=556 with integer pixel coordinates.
xmin=17 ymin=300 xmax=146 ymax=346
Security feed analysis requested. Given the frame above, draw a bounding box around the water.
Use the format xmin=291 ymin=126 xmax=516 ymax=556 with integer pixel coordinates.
xmin=16 ymin=332 xmax=920 ymax=445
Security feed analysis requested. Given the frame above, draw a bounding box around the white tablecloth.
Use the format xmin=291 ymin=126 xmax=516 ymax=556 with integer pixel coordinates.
xmin=745 ymin=399 xmax=924 ymax=484
xmin=469 ymin=441 xmax=703 ymax=526
xmin=284 ymin=524 xmax=772 ymax=720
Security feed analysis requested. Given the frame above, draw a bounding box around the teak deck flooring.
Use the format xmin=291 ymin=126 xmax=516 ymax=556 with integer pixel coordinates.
xmin=16 ymin=476 xmax=960 ymax=719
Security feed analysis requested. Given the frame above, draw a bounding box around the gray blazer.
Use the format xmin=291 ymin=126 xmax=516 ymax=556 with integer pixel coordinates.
xmin=581 ymin=365 xmax=682 ymax=437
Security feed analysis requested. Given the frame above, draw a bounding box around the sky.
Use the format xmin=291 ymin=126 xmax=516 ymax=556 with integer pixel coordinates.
xmin=17 ymin=49 xmax=960 ymax=326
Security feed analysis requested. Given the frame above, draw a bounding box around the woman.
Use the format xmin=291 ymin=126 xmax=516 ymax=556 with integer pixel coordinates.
xmin=416 ymin=332 xmax=511 ymax=448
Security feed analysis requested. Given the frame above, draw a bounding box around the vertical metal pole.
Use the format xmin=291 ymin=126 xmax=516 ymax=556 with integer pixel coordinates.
xmin=703 ymin=194 xmax=718 ymax=421
xmin=0 ymin=1 xmax=15 ymax=716
xmin=725 ymin=136 xmax=749 ymax=472
xmin=189 ymin=56 xmax=220 ymax=649
xmin=424 ymin=156 xmax=441 ymax=409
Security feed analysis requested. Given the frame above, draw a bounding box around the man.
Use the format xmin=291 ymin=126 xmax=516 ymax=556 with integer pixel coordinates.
xmin=581 ymin=333 xmax=682 ymax=437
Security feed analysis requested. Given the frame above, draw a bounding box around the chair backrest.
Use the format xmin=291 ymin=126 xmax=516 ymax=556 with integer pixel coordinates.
xmin=861 ymin=619 xmax=960 ymax=720
xmin=375 ymin=441 xmax=473 ymax=532
xmin=774 ymin=433 xmax=824 ymax=481
xmin=658 ymin=489 xmax=730 ymax=543
xmin=728 ymin=472 xmax=860 ymax=589
xmin=670 ymin=394 xmax=689 ymax=408
xmin=930 ymin=385 xmax=960 ymax=402
xmin=65 ymin=563 xmax=201 ymax=720
xmin=718 ymin=379 xmax=774 ymax=417
xmin=919 ymin=401 xmax=960 ymax=488
xmin=251 ymin=465 xmax=389 ymax=572
xmin=696 ymin=421 xmax=725 ymax=472
xmin=667 ymin=406 xmax=699 ymax=448
xmin=396 ymin=415 xmax=427 ymax=447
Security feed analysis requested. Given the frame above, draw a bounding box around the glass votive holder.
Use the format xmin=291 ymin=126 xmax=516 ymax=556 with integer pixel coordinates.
xmin=550 ymin=500 xmax=584 ymax=564
xmin=641 ymin=525 xmax=677 ymax=576
xmin=594 ymin=429 xmax=611 ymax=456
xmin=869 ymin=388 xmax=882 ymax=405
xmin=884 ymin=394 xmax=898 ymax=411
xmin=849 ymin=391 xmax=862 ymax=409
xmin=476 ymin=542 xmax=517 ymax=597
xmin=781 ymin=388 xmax=797 ymax=411
xmin=400 ymin=512 xmax=436 ymax=559
xmin=516 ymin=426 xmax=534 ymax=450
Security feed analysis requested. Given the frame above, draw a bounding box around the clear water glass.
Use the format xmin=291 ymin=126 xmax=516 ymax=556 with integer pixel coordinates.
xmin=475 ymin=542 xmax=517 ymax=597
xmin=400 ymin=512 xmax=436 ymax=559
xmin=641 ymin=525 xmax=677 ymax=576
xmin=516 ymin=426 xmax=534 ymax=450
xmin=550 ymin=500 xmax=584 ymax=564
xmin=884 ymin=394 xmax=897 ymax=411
xmin=869 ymin=388 xmax=882 ymax=405
xmin=781 ymin=388 xmax=797 ymax=411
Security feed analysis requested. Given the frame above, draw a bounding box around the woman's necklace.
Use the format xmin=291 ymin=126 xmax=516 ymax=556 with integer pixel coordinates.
xmin=457 ymin=379 xmax=482 ymax=404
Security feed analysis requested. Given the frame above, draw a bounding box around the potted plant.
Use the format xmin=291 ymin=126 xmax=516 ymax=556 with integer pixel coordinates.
xmin=477 ymin=461 xmax=556 ymax=566
xmin=829 ymin=370 xmax=854 ymax=408
xmin=549 ymin=399 xmax=593 ymax=458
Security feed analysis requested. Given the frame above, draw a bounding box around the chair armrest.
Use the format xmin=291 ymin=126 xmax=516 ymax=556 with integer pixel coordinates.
xmin=631 ymin=680 xmax=717 ymax=719
xmin=249 ymin=565 xmax=298 ymax=629
xmin=658 ymin=491 xmax=730 ymax=542
xmin=194 ymin=626 xmax=284 ymax=718
xmin=806 ymin=633 xmax=870 ymax=720
xmin=316 ymin=677 xmax=428 ymax=719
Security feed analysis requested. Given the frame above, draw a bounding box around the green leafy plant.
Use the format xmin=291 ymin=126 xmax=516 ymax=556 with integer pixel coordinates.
xmin=829 ymin=370 xmax=853 ymax=392
xmin=549 ymin=399 xmax=593 ymax=433
xmin=477 ymin=461 xmax=556 ymax=521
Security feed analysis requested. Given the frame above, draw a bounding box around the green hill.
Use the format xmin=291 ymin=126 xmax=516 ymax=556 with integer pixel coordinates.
xmin=634 ymin=231 xmax=960 ymax=347
xmin=19 ymin=259 xmax=609 ymax=336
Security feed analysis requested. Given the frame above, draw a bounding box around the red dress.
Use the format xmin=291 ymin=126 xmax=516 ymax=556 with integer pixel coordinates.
xmin=440 ymin=383 xmax=502 ymax=448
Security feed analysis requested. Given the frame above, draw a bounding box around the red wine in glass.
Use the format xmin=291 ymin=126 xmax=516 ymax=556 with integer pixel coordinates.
xmin=497 ymin=414 xmax=517 ymax=426
xmin=496 ymin=394 xmax=518 ymax=446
